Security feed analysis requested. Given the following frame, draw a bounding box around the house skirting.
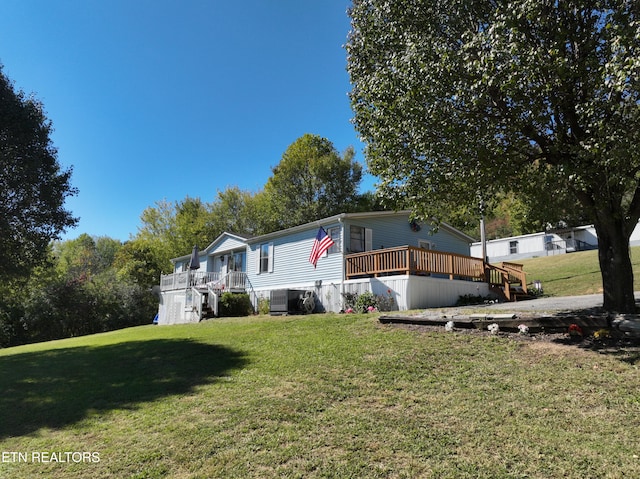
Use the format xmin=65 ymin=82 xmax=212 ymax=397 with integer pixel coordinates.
xmin=157 ymin=290 xmax=202 ymax=325
xmin=343 ymin=275 xmax=490 ymax=311
xmin=158 ymin=276 xmax=492 ymax=324
xmin=252 ymin=275 xmax=491 ymax=314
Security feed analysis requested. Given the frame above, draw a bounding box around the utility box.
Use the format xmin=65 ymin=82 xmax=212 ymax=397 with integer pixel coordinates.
xmin=270 ymin=289 xmax=307 ymax=315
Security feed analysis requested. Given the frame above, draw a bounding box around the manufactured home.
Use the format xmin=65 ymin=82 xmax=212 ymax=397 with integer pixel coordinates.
xmin=471 ymin=222 xmax=640 ymax=263
xmin=157 ymin=210 xmax=526 ymax=324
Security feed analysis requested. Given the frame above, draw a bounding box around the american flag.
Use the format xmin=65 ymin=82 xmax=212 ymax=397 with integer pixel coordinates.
xmin=309 ymin=227 xmax=335 ymax=268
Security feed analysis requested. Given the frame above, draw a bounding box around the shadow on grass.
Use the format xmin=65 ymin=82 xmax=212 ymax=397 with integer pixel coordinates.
xmin=0 ymin=339 xmax=248 ymax=439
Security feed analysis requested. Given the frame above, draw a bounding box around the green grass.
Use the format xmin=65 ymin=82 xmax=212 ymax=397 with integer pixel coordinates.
xmin=520 ymin=245 xmax=640 ymax=296
xmin=1 ymin=314 xmax=640 ymax=478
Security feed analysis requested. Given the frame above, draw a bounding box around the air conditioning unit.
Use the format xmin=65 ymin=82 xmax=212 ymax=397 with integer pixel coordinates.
xmin=270 ymin=289 xmax=309 ymax=315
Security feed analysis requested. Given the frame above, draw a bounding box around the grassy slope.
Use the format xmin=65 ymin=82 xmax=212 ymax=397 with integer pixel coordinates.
xmin=1 ymin=313 xmax=640 ymax=478
xmin=520 ymin=246 xmax=640 ymax=296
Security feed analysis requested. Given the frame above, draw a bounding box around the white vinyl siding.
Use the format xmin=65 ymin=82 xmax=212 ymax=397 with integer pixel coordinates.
xmin=346 ymin=216 xmax=468 ymax=256
xmin=247 ymin=226 xmax=344 ymax=289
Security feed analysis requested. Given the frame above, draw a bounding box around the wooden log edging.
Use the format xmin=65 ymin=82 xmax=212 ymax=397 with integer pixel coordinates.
xmin=379 ymin=314 xmax=611 ymax=334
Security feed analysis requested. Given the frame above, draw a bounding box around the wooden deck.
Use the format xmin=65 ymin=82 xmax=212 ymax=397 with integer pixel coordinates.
xmin=346 ymin=246 xmax=528 ymax=301
xmin=346 ymin=246 xmax=486 ymax=280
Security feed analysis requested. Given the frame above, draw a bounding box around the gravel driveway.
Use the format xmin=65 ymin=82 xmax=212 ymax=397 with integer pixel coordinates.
xmin=472 ymin=292 xmax=640 ymax=313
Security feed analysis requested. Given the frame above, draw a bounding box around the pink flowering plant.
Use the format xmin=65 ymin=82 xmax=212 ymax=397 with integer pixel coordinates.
xmin=342 ymin=290 xmax=386 ymax=313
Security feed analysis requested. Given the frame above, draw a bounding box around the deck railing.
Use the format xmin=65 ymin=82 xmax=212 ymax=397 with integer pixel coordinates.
xmin=485 ymin=262 xmax=528 ymax=301
xmin=345 ymin=246 xmax=486 ymax=281
xmin=160 ymin=271 xmax=220 ymax=292
xmin=160 ymin=271 xmax=249 ymax=292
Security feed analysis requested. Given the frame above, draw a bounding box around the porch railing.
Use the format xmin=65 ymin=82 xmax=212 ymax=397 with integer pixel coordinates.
xmin=345 ymin=246 xmax=527 ymax=301
xmin=207 ymin=271 xmax=248 ymax=291
xmin=160 ymin=271 xmax=249 ymax=292
xmin=160 ymin=271 xmax=219 ymax=291
xmin=485 ymin=262 xmax=528 ymax=301
xmin=345 ymin=246 xmax=486 ymax=281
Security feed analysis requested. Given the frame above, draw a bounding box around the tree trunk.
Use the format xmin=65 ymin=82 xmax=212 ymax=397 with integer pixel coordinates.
xmin=593 ymin=217 xmax=636 ymax=313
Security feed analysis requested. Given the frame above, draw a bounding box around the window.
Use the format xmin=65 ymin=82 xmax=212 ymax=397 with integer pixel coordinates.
xmin=327 ymin=226 xmax=340 ymax=254
xmin=350 ymin=225 xmax=372 ymax=253
xmin=418 ymin=239 xmax=434 ymax=250
xmin=509 ymin=240 xmax=518 ymax=254
xmin=260 ymin=244 xmax=269 ymax=273
xmin=257 ymin=243 xmax=273 ymax=273
xmin=228 ymin=251 xmax=246 ymax=272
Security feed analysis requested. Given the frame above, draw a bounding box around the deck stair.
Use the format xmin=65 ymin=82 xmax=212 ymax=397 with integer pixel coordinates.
xmin=486 ymin=262 xmax=531 ymax=302
xmin=184 ymin=272 xmax=255 ymax=320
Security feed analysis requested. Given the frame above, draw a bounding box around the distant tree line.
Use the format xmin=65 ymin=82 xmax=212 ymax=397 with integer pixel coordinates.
xmin=0 ymin=235 xmax=158 ymax=347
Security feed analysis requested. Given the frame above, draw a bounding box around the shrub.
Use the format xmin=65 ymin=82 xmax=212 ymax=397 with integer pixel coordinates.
xmin=377 ymin=289 xmax=396 ymax=312
xmin=342 ymin=291 xmax=381 ymax=313
xmin=219 ymin=292 xmax=253 ymax=317
xmin=355 ymin=291 xmax=379 ymax=313
xmin=342 ymin=292 xmax=358 ymax=312
xmin=456 ymin=294 xmax=491 ymax=306
xmin=258 ymin=297 xmax=270 ymax=315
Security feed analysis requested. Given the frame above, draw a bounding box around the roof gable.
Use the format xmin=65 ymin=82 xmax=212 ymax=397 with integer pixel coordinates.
xmin=202 ymin=232 xmax=249 ymax=254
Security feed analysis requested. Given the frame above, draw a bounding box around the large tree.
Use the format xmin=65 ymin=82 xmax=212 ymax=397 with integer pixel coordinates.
xmin=347 ymin=0 xmax=640 ymax=312
xmin=262 ymin=134 xmax=364 ymax=230
xmin=0 ymin=66 xmax=77 ymax=279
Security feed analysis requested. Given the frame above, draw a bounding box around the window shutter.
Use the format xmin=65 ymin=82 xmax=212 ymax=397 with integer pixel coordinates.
xmin=365 ymin=228 xmax=373 ymax=251
xmin=256 ymin=246 xmax=261 ymax=274
xmin=268 ymin=243 xmax=274 ymax=272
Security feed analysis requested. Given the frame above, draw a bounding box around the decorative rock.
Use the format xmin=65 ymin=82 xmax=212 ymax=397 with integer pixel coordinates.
xmin=611 ymin=314 xmax=640 ymax=336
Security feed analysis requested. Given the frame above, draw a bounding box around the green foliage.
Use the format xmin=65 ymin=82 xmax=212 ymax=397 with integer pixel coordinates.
xmin=113 ymin=238 xmax=163 ymax=287
xmin=0 ymin=235 xmax=157 ymax=347
xmin=354 ymin=291 xmax=378 ymax=313
xmin=262 ymin=134 xmax=364 ymax=230
xmin=456 ymin=294 xmax=492 ymax=307
xmin=17 ymin=269 xmax=157 ymax=344
xmin=218 ymin=292 xmax=253 ymax=317
xmin=136 ymin=197 xmax=218 ymax=273
xmin=52 ymin=233 xmax=123 ymax=279
xmin=342 ymin=290 xmax=396 ymax=313
xmin=257 ymin=297 xmax=270 ymax=315
xmin=347 ymin=0 xmax=640 ymax=311
xmin=0 ymin=65 xmax=77 ymax=280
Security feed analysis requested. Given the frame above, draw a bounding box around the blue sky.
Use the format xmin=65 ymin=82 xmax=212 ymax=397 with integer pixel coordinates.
xmin=0 ymin=0 xmax=371 ymax=241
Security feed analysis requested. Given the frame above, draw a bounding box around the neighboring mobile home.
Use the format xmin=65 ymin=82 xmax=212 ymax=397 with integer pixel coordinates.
xmin=157 ymin=211 xmax=498 ymax=324
xmin=471 ymin=222 xmax=640 ymax=263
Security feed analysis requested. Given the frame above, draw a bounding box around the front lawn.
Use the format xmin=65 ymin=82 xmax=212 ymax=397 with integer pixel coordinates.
xmin=1 ymin=313 xmax=639 ymax=478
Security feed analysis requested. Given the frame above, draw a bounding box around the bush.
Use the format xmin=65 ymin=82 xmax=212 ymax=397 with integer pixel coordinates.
xmin=455 ymin=294 xmax=492 ymax=306
xmin=342 ymin=290 xmax=382 ymax=313
xmin=258 ymin=297 xmax=270 ymax=315
xmin=219 ymin=292 xmax=253 ymax=317
xmin=355 ymin=291 xmax=379 ymax=313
